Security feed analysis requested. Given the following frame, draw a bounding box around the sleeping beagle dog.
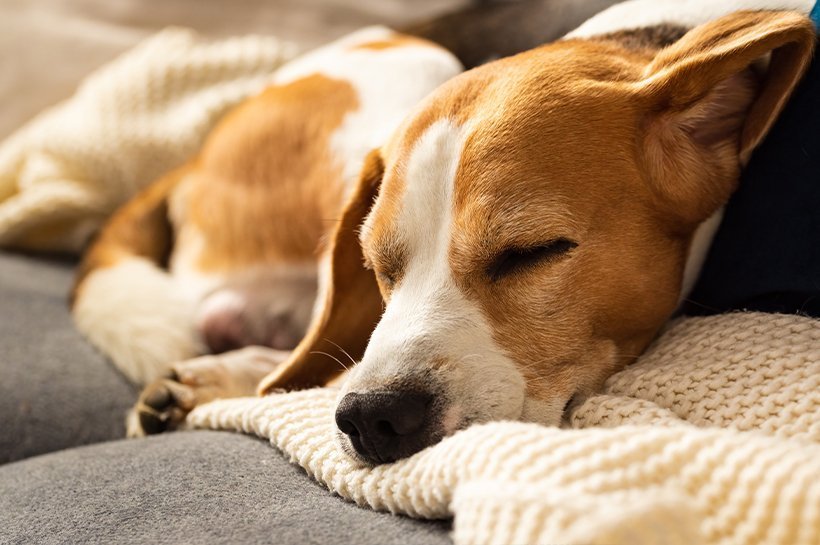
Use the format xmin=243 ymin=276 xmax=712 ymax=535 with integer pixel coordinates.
xmin=70 ymin=27 xmax=463 ymax=431
xmin=290 ymin=8 xmax=815 ymax=464
xmin=75 ymin=4 xmax=816 ymax=460
xmin=72 ymin=0 xmax=626 ymax=434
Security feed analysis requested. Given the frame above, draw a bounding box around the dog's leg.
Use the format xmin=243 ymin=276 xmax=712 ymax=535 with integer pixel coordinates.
xmin=72 ymin=165 xmax=200 ymax=385
xmin=128 ymin=346 xmax=290 ymax=437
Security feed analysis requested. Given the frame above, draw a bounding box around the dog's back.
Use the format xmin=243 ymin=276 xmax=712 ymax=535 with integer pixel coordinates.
xmin=72 ymin=28 xmax=462 ymax=384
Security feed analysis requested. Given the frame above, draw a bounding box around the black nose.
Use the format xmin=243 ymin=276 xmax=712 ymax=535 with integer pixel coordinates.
xmin=335 ymin=391 xmax=433 ymax=464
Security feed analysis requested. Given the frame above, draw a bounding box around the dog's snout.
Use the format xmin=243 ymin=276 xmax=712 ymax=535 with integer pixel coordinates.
xmin=335 ymin=391 xmax=433 ymax=464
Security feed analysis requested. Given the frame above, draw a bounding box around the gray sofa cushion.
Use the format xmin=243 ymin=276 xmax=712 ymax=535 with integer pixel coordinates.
xmin=0 ymin=252 xmax=451 ymax=542
xmin=0 ymin=430 xmax=452 ymax=544
xmin=0 ymin=251 xmax=137 ymax=463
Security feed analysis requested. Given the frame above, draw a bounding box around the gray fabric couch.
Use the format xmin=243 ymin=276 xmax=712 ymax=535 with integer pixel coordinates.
xmin=0 ymin=251 xmax=451 ymax=543
xmin=0 ymin=252 xmax=135 ymax=462
xmin=0 ymin=2 xmax=631 ymax=541
xmin=0 ymin=2 xmax=461 ymax=537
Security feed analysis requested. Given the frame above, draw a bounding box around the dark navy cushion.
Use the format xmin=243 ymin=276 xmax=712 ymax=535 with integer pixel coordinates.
xmin=685 ymin=40 xmax=820 ymax=318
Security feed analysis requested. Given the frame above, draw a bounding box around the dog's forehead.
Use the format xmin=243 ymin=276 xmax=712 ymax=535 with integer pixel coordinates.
xmin=371 ymin=43 xmax=641 ymax=245
xmin=364 ymin=118 xmax=466 ymax=256
xmin=369 ymin=67 xmax=511 ymax=241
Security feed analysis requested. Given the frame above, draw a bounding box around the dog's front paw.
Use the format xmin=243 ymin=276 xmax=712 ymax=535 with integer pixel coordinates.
xmin=126 ymin=347 xmax=289 ymax=437
xmin=128 ymin=374 xmax=198 ymax=437
xmin=127 ymin=355 xmax=227 ymax=437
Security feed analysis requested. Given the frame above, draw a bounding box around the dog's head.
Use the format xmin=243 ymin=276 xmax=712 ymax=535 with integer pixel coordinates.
xmin=261 ymin=11 xmax=815 ymax=464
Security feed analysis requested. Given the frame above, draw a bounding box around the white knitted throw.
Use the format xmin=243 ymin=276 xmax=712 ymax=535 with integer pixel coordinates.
xmin=188 ymin=312 xmax=820 ymax=545
xmin=0 ymin=28 xmax=297 ymax=252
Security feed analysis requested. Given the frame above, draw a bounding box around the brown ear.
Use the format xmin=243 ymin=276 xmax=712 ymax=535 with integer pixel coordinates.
xmin=637 ymin=10 xmax=815 ymax=226
xmin=257 ymin=150 xmax=385 ymax=394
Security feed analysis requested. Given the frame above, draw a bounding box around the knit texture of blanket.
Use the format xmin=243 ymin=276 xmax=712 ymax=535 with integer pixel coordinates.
xmin=188 ymin=312 xmax=820 ymax=545
xmin=0 ymin=28 xmax=297 ymax=252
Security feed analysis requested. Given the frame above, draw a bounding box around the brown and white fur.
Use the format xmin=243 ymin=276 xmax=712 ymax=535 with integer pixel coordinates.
xmin=258 ymin=9 xmax=815 ymax=464
xmin=76 ymin=7 xmax=815 ymax=455
xmin=70 ymin=27 xmax=462 ymax=434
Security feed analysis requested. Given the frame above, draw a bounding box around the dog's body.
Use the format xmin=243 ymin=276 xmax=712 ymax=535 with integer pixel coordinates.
xmin=75 ymin=2 xmax=816 ymax=455
xmin=73 ymin=0 xmax=633 ymax=436
xmin=71 ymin=27 xmax=462 ymax=432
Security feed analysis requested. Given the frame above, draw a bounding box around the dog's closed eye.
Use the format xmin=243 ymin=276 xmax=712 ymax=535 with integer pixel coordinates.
xmin=376 ymin=270 xmax=397 ymax=289
xmin=486 ymin=239 xmax=577 ymax=282
xmin=364 ymin=237 xmax=407 ymax=292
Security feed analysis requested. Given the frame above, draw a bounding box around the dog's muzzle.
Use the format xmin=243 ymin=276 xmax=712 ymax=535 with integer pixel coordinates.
xmin=335 ymin=391 xmax=437 ymax=464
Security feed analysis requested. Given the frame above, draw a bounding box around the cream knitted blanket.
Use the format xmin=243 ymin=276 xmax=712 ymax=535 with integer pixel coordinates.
xmin=0 ymin=28 xmax=297 ymax=252
xmin=188 ymin=312 xmax=820 ymax=545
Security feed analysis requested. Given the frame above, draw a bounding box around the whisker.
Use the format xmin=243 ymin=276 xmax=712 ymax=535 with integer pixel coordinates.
xmin=310 ymin=350 xmax=349 ymax=371
xmin=679 ymin=297 xmax=723 ymax=313
xmin=323 ymin=338 xmax=358 ymax=366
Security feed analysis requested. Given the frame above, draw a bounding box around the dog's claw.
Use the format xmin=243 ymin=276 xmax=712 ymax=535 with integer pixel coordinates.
xmin=126 ymin=348 xmax=286 ymax=438
xmin=142 ymin=385 xmax=172 ymax=410
xmin=130 ymin=378 xmax=192 ymax=436
xmin=137 ymin=402 xmax=168 ymax=435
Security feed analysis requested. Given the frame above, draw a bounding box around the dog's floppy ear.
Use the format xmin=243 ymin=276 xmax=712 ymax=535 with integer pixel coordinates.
xmin=258 ymin=150 xmax=385 ymax=394
xmin=637 ymin=10 xmax=815 ymax=226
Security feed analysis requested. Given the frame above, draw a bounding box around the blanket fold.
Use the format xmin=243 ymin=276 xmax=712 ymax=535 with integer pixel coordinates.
xmin=5 ymin=10 xmax=818 ymax=545
xmin=0 ymin=28 xmax=298 ymax=251
xmin=189 ymin=312 xmax=820 ymax=545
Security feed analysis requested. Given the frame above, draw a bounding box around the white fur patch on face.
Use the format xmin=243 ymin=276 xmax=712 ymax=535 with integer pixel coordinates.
xmin=565 ymin=0 xmax=814 ymax=39
xmin=344 ymin=120 xmax=528 ymax=432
